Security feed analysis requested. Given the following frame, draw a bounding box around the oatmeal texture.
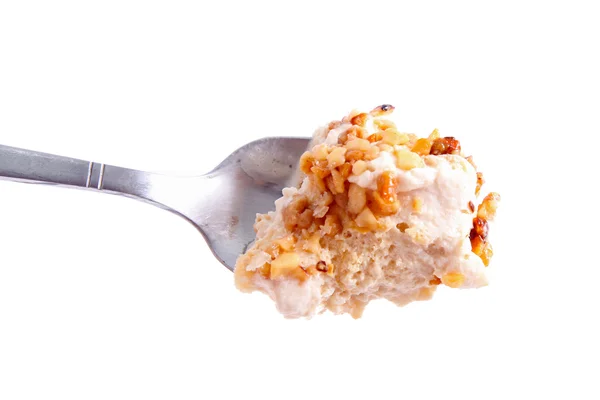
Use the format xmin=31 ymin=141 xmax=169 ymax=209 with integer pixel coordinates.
xmin=234 ymin=105 xmax=500 ymax=318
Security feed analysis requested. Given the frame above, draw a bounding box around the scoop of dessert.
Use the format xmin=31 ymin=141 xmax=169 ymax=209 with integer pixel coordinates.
xmin=235 ymin=105 xmax=499 ymax=318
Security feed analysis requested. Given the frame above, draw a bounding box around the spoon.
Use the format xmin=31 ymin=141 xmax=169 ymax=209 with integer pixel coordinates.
xmin=0 ymin=138 xmax=310 ymax=269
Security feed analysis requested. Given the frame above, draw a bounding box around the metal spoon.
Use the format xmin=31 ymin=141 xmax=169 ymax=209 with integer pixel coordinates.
xmin=0 ymin=138 xmax=310 ymax=270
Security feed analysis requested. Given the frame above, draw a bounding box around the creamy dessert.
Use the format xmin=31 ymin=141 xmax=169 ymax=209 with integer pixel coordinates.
xmin=235 ymin=105 xmax=499 ymax=318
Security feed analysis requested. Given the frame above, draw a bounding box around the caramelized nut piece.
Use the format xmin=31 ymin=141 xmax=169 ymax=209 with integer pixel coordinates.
xmin=364 ymin=146 xmax=380 ymax=160
xmin=345 ymin=150 xmax=365 ymax=162
xmin=258 ymin=263 xmax=271 ymax=279
xmin=428 ymin=128 xmax=440 ymax=141
xmin=430 ymin=137 xmax=461 ymax=155
xmin=355 ymin=207 xmax=378 ymax=230
xmin=395 ymin=149 xmax=425 ymax=170
xmin=352 ymin=160 xmax=368 ymax=175
xmin=396 ymin=222 xmax=409 ymax=232
xmin=310 ymin=165 xmax=331 ymax=179
xmin=299 ymin=152 xmax=314 ymax=174
xmin=338 ymin=163 xmax=352 ymax=179
xmin=373 ymin=118 xmax=397 ymax=131
xmin=348 ymin=183 xmax=367 ymax=214
xmin=377 ymin=171 xmax=397 ymax=203
xmin=429 ymin=275 xmax=442 ymax=285
xmin=468 ymin=201 xmax=475 ymax=213
xmin=441 ymin=272 xmax=465 ymax=288
xmin=478 ymin=192 xmax=500 ymax=221
xmin=370 ymin=190 xmax=400 ymax=216
xmin=350 ymin=113 xmax=368 ymax=127
xmin=367 ymin=133 xmax=383 ymax=143
xmin=327 ymin=147 xmax=347 ymax=168
xmin=377 ymin=143 xmax=394 ymax=153
xmin=304 ymin=234 xmax=321 ymax=253
xmin=297 ymin=209 xmax=314 ymax=230
xmin=309 ymin=174 xmax=326 ymax=192
xmin=282 ymin=196 xmax=308 ymax=231
xmin=412 ymin=138 xmax=432 ymax=156
xmin=334 ymin=192 xmax=348 ymax=209
xmin=331 ymin=168 xmax=345 ymax=194
xmin=346 ymin=138 xmax=371 ymax=151
xmin=276 ymin=235 xmax=296 ymax=252
xmin=270 ymin=252 xmax=301 ymax=280
xmin=471 ymin=217 xmax=488 ymax=239
xmin=323 ymin=214 xmax=342 ymax=236
xmin=476 ymin=172 xmax=485 ymax=196
xmin=312 ymin=144 xmax=329 ymax=160
xmin=479 ymin=242 xmax=493 ymax=267
xmin=381 ymin=129 xmax=409 ymax=146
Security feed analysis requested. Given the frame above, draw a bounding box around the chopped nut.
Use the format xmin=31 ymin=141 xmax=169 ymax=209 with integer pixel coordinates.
xmin=282 ymin=196 xmax=308 ymax=231
xmin=345 ymin=150 xmax=365 ymax=162
xmin=377 ymin=143 xmax=394 ymax=153
xmin=476 ymin=172 xmax=485 ymax=196
xmin=373 ymin=119 xmax=397 ymax=131
xmin=270 ymin=252 xmax=301 ymax=279
xmin=297 ymin=209 xmax=314 ymax=230
xmin=471 ymin=236 xmax=493 ymax=266
xmin=337 ymin=131 xmax=349 ymax=145
xmin=367 ymin=133 xmax=383 ymax=143
xmin=428 ymin=128 xmax=440 ymax=141
xmin=370 ymin=190 xmax=400 ymax=216
xmin=350 ymin=113 xmax=368 ymax=127
xmin=323 ymin=214 xmax=342 ymax=236
xmin=303 ymin=233 xmax=321 ymax=253
xmin=478 ymin=192 xmax=500 ymax=221
xmin=346 ymin=138 xmax=371 ymax=151
xmin=468 ymin=201 xmax=475 ymax=213
xmin=430 ymin=137 xmax=461 ymax=155
xmin=348 ymin=126 xmax=368 ymax=139
xmin=396 ymin=222 xmax=409 ymax=232
xmin=327 ymin=146 xmax=347 ymax=168
xmin=275 ymin=235 xmax=296 ymax=252
xmin=312 ymin=144 xmax=329 ymax=160
xmin=471 ymin=217 xmax=488 ymax=239
xmin=299 ymin=152 xmax=314 ymax=174
xmin=331 ymin=168 xmax=345 ymax=194
xmin=334 ymin=192 xmax=348 ymax=209
xmin=382 ymin=129 xmax=409 ymax=146
xmin=395 ymin=149 xmax=424 ymax=170
xmin=258 ymin=263 xmax=271 ymax=279
xmin=310 ymin=165 xmax=331 ymax=179
xmin=309 ymin=174 xmax=326 ymax=192
xmin=352 ymin=160 xmax=368 ymax=175
xmin=441 ymin=272 xmax=464 ymax=288
xmin=364 ymin=146 xmax=380 ymax=160
xmin=355 ymin=207 xmax=378 ymax=230
xmin=338 ymin=163 xmax=352 ymax=179
xmin=466 ymin=155 xmax=477 ymax=169
xmin=479 ymin=242 xmax=493 ymax=267
xmin=412 ymin=138 xmax=432 ymax=156
xmin=348 ymin=183 xmax=367 ymax=214
xmin=377 ymin=171 xmax=397 ymax=203
xmin=429 ymin=276 xmax=442 ymax=285
xmin=412 ymin=197 xmax=423 ymax=213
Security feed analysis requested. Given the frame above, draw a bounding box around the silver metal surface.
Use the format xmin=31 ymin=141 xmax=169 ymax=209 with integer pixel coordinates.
xmin=0 ymin=138 xmax=310 ymax=270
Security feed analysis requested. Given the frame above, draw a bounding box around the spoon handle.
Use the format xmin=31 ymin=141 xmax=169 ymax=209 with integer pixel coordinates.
xmin=0 ymin=144 xmax=105 ymax=188
xmin=0 ymin=143 xmax=196 ymax=212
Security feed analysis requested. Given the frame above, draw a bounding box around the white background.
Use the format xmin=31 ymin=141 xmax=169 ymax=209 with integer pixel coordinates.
xmin=0 ymin=0 xmax=598 ymax=399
